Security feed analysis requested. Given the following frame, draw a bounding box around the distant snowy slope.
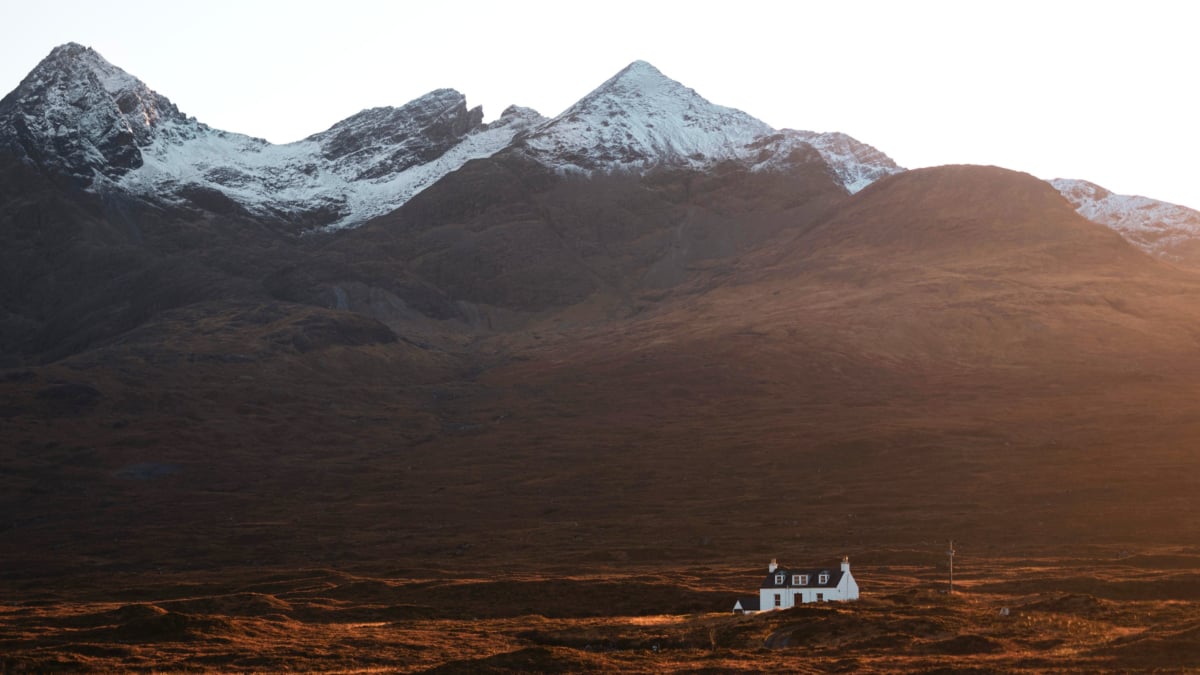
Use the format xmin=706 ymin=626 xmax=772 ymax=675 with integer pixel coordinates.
xmin=1051 ymin=178 xmax=1200 ymax=257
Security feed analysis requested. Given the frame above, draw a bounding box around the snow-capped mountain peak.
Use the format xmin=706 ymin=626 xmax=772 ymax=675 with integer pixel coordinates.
xmin=520 ymin=60 xmax=773 ymax=172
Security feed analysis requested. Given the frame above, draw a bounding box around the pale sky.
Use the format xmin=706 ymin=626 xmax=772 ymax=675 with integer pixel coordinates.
xmin=3 ymin=0 xmax=1198 ymax=208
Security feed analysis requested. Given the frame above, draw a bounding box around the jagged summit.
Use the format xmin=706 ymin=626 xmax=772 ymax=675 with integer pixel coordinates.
xmin=0 ymin=42 xmax=188 ymax=182
xmin=521 ymin=59 xmax=772 ymax=172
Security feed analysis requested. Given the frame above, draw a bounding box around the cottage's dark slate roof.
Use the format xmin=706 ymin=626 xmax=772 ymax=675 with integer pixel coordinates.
xmin=734 ymin=596 xmax=760 ymax=611
xmin=760 ymin=567 xmax=845 ymax=590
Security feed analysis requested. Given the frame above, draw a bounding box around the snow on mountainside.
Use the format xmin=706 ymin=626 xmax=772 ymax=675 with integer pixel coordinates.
xmin=1051 ymin=178 xmax=1200 ymax=257
xmin=0 ymin=43 xmax=545 ymax=229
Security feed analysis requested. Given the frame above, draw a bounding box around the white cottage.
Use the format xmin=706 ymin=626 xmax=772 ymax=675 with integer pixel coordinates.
xmin=733 ymin=557 xmax=859 ymax=613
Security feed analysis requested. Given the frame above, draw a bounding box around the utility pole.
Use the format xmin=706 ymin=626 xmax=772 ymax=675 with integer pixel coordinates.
xmin=947 ymin=540 xmax=956 ymax=593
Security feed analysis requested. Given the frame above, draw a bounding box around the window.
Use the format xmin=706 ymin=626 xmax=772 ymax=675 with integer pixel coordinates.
xmin=818 ymin=573 xmax=829 ymax=584
xmin=794 ymin=592 xmax=802 ymax=605
xmin=817 ymin=593 xmax=824 ymax=602
xmin=774 ymin=593 xmax=781 ymax=607
xmin=775 ymin=574 xmax=784 ymax=584
xmin=798 ymin=574 xmax=809 ymax=585
xmin=792 ymin=574 xmax=801 ymax=585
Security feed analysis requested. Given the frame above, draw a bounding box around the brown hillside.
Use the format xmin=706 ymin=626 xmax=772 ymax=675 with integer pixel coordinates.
xmin=6 ymin=165 xmax=1200 ymax=672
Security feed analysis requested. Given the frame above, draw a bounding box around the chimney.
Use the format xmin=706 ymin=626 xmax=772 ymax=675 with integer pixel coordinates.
xmin=768 ymin=558 xmax=778 ymax=573
xmin=841 ymin=556 xmax=850 ymax=573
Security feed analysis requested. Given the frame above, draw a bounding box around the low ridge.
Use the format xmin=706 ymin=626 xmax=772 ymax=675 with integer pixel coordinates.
xmin=789 ymin=165 xmax=1141 ymax=269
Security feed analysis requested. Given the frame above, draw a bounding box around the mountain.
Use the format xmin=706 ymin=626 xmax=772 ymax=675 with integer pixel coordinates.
xmin=0 ymin=43 xmax=546 ymax=230
xmin=8 ymin=42 xmax=1200 ymax=258
xmin=1051 ymin=178 xmax=1200 ymax=263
